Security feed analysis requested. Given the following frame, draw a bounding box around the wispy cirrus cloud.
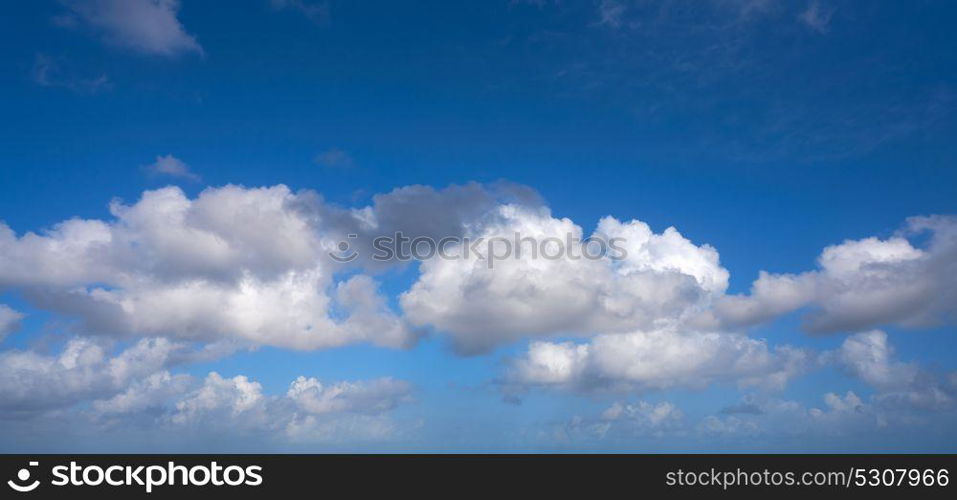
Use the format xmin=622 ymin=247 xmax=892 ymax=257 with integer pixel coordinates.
xmin=56 ymin=0 xmax=203 ymax=57
xmin=31 ymin=54 xmax=111 ymax=94
xmin=269 ymin=0 xmax=330 ymax=24
xmin=314 ymin=148 xmax=355 ymax=169
xmin=143 ymin=154 xmax=201 ymax=181
xmin=798 ymin=0 xmax=835 ymax=34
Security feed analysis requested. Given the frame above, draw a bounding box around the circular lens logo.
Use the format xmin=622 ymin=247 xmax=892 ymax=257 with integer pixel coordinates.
xmin=329 ymin=234 xmax=359 ymax=263
xmin=8 ymin=461 xmax=40 ymax=492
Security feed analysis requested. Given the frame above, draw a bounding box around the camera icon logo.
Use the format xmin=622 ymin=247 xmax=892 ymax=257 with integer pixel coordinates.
xmin=8 ymin=461 xmax=40 ymax=492
xmin=329 ymin=233 xmax=359 ymax=263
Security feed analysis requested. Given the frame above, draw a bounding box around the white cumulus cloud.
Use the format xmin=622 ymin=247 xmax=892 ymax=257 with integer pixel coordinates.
xmin=506 ymin=327 xmax=812 ymax=395
xmin=153 ymin=372 xmax=415 ymax=442
xmin=402 ymin=204 xmax=729 ymax=354
xmin=714 ymin=216 xmax=957 ymax=333
xmin=0 ymin=337 xmax=187 ymax=415
xmin=0 ymin=185 xmax=413 ymax=350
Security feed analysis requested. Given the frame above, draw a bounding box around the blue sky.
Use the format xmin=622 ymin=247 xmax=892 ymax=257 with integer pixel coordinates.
xmin=0 ymin=0 xmax=956 ymax=452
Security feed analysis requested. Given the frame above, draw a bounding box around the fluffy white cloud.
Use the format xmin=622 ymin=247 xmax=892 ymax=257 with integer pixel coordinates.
xmin=2 ymin=182 xmax=725 ymax=358
xmin=2 ymin=180 xmax=954 ymax=446
xmin=129 ymin=372 xmax=415 ymax=442
xmin=0 ymin=333 xmax=415 ymax=444
xmin=0 ymin=337 xmax=186 ymax=414
xmin=169 ymin=372 xmax=270 ymax=427
xmin=0 ymin=185 xmax=413 ymax=350
xmin=506 ymin=327 xmax=811 ymax=394
xmin=402 ymin=205 xmax=729 ymax=354
xmin=0 ymin=305 xmax=23 ymax=341
xmin=714 ymin=216 xmax=957 ymax=333
xmin=286 ymin=376 xmax=412 ymax=415
xmin=0 ymin=182 xmax=552 ymax=351
xmin=1 ymin=185 xmax=318 ymax=286
xmin=58 ymin=0 xmax=203 ymax=57
xmin=169 ymin=372 xmax=412 ymax=424
xmin=92 ymin=371 xmax=193 ymax=415
xmin=15 ymin=182 xmax=950 ymax=359
xmin=39 ymin=271 xmax=411 ymax=350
